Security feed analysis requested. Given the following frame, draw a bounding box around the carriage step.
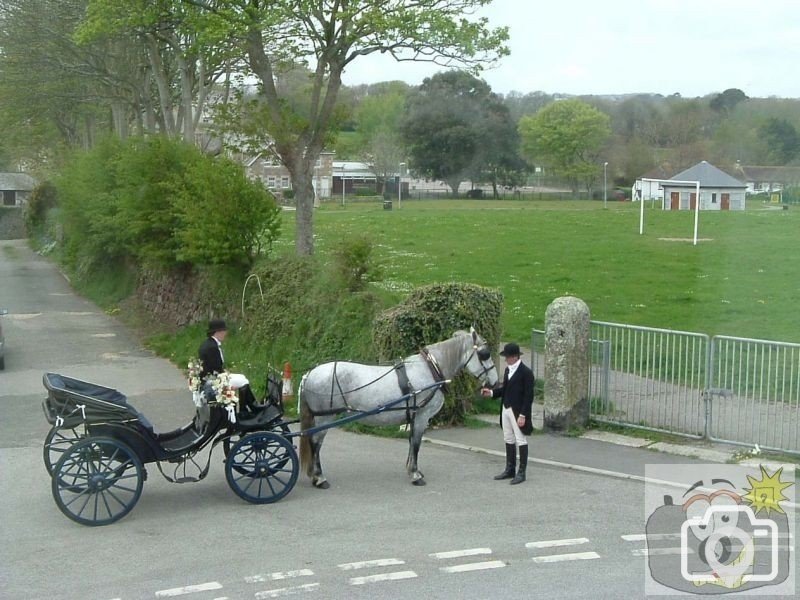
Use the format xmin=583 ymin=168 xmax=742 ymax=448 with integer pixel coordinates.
xmin=173 ymin=476 xmax=201 ymax=483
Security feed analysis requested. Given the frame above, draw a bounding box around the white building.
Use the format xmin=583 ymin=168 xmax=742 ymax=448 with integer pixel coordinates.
xmin=661 ymin=161 xmax=747 ymax=211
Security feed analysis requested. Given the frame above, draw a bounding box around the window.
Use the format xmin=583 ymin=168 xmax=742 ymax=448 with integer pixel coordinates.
xmin=711 ymin=193 xmax=717 ymax=204
xmin=281 ymin=176 xmax=290 ymax=189
xmin=267 ymin=176 xmax=276 ymax=188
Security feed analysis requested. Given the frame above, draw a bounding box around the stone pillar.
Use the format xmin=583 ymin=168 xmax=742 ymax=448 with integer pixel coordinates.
xmin=544 ymin=296 xmax=590 ymax=431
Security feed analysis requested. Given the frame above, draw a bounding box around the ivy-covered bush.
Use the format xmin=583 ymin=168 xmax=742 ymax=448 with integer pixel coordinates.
xmin=25 ymin=181 xmax=58 ymax=232
xmin=373 ymin=282 xmax=504 ymax=423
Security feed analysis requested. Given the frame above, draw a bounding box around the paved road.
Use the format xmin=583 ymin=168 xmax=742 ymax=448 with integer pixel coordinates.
xmin=0 ymin=240 xmax=707 ymax=599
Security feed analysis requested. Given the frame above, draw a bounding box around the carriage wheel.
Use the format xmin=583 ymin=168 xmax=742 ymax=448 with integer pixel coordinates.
xmin=43 ymin=426 xmax=83 ymax=475
xmin=223 ymin=422 xmax=291 ymax=476
xmin=51 ymin=437 xmax=144 ymax=526
xmin=225 ymin=431 xmax=298 ymax=504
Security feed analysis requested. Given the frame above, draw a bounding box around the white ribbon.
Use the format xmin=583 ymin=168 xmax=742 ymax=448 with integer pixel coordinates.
xmin=225 ymin=404 xmax=237 ymax=424
xmin=55 ymin=416 xmax=64 ymax=427
xmin=191 ymin=390 xmax=203 ymax=407
xmin=76 ymin=404 xmax=86 ymax=420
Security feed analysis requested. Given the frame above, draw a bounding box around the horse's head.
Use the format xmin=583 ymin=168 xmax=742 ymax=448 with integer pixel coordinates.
xmin=464 ymin=327 xmax=499 ymax=387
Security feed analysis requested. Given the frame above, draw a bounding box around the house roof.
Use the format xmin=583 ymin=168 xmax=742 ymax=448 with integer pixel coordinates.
xmin=0 ymin=172 xmax=36 ymax=191
xmin=333 ymin=161 xmax=376 ymax=179
xmin=735 ymin=165 xmax=800 ymax=184
xmin=639 ymin=166 xmax=677 ymax=181
xmin=666 ymin=161 xmax=746 ymax=188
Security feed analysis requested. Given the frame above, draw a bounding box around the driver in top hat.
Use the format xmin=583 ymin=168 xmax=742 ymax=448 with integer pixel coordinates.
xmin=481 ymin=342 xmax=535 ymax=484
xmin=198 ymin=319 xmax=257 ymax=413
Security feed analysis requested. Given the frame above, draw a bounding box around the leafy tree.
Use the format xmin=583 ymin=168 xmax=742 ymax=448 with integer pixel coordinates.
xmin=402 ymin=70 xmax=519 ymax=196
xmin=519 ymin=99 xmax=611 ymax=194
xmin=354 ymin=84 xmax=410 ymax=188
xmin=710 ymin=88 xmax=748 ymax=114
xmin=760 ymin=117 xmax=800 ymax=164
xmin=178 ymin=0 xmax=508 ymax=255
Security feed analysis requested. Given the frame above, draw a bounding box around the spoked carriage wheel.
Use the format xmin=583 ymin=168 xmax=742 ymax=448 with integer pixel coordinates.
xmin=43 ymin=426 xmax=83 ymax=474
xmin=225 ymin=431 xmax=298 ymax=504
xmin=223 ymin=422 xmax=291 ymax=476
xmin=51 ymin=437 xmax=144 ymax=526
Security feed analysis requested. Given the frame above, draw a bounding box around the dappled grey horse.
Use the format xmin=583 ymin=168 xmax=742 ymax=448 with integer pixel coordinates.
xmin=298 ymin=328 xmax=498 ymax=487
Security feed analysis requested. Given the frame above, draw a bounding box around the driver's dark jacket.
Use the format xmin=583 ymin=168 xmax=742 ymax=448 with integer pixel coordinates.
xmin=198 ymin=336 xmax=224 ymax=380
xmin=490 ymin=362 xmax=535 ymax=435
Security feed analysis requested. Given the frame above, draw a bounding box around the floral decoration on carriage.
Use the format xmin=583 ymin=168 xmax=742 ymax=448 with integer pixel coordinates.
xmin=187 ymin=358 xmax=239 ymax=422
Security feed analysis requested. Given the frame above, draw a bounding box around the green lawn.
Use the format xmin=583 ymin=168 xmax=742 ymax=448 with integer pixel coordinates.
xmin=276 ymin=199 xmax=800 ymax=344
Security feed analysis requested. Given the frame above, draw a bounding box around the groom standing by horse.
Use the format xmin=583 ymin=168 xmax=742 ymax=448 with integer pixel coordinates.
xmin=482 ymin=342 xmax=534 ymax=485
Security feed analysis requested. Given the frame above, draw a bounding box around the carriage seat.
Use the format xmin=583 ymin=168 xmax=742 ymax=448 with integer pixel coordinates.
xmin=43 ymin=372 xmax=155 ymax=434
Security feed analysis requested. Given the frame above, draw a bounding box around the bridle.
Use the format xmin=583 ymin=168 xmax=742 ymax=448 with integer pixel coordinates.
xmin=465 ymin=341 xmax=496 ymax=385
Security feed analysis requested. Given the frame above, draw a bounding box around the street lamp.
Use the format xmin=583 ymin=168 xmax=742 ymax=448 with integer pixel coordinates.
xmin=603 ymin=162 xmax=608 ymax=209
xmin=398 ymin=162 xmax=406 ymax=209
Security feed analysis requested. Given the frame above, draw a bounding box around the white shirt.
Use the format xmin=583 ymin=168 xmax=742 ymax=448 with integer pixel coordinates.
xmin=507 ymin=360 xmax=520 ymax=381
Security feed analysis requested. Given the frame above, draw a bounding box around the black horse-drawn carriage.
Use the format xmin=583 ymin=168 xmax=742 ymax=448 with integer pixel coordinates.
xmin=42 ymin=371 xmax=297 ymax=526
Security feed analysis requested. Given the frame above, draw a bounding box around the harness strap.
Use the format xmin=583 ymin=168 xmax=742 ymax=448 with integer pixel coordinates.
xmin=394 ymin=360 xmax=415 ymax=423
xmin=420 ymin=347 xmax=449 ymax=394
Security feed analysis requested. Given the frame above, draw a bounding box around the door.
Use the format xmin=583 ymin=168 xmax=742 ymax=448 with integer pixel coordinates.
xmin=690 ymin=193 xmax=697 ymax=210
xmin=670 ymin=192 xmax=679 ymax=210
xmin=721 ymin=193 xmax=730 ymax=210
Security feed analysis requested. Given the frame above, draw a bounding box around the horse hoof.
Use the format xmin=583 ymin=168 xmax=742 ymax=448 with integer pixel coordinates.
xmin=412 ymin=478 xmax=426 ymax=486
xmin=315 ymin=480 xmax=330 ymax=489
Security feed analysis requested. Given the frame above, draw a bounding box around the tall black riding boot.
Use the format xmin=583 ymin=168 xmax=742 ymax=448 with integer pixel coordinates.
xmin=510 ymin=445 xmax=527 ymax=485
xmin=494 ymin=443 xmax=516 ymax=480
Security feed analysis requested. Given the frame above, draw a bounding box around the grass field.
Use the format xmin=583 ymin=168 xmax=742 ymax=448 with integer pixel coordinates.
xmin=275 ymin=199 xmax=800 ymax=345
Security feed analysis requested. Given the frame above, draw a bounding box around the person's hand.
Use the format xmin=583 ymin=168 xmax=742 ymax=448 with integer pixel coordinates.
xmin=480 ymin=387 xmax=492 ymax=397
xmin=517 ymin=415 xmax=526 ymax=427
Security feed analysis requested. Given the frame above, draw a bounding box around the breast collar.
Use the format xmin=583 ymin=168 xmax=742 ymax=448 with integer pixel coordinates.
xmin=420 ymin=347 xmax=449 ymax=394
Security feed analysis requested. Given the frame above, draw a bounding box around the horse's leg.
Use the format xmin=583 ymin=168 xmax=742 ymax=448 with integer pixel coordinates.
xmin=407 ymin=416 xmax=429 ymax=486
xmin=310 ymin=429 xmax=330 ymax=489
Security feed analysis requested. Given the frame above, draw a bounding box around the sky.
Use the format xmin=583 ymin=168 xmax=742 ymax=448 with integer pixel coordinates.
xmin=341 ymin=0 xmax=800 ymax=98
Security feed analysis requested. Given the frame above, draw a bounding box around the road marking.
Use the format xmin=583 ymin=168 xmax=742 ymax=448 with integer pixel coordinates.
xmin=439 ymin=560 xmax=506 ymax=573
xmin=91 ymin=333 xmax=117 ymax=338
xmin=349 ymin=571 xmax=418 ymax=585
xmin=631 ymin=548 xmax=687 ymax=557
xmin=155 ymin=582 xmax=224 ymax=597
xmin=622 ymin=533 xmax=680 ymax=542
xmin=246 ymin=569 xmax=315 ymax=583
xmin=526 ymin=537 xmax=589 ymax=549
xmin=337 ymin=558 xmax=405 ymax=570
xmin=429 ymin=548 xmax=492 ymax=560
xmin=532 ymin=551 xmax=601 ymax=563
xmin=254 ymin=582 xmax=320 ymax=598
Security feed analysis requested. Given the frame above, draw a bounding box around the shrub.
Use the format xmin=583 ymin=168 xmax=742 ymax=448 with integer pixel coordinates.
xmin=373 ymin=282 xmax=504 ymax=424
xmin=331 ymin=235 xmax=382 ymax=291
xmin=25 ymin=181 xmax=58 ymax=232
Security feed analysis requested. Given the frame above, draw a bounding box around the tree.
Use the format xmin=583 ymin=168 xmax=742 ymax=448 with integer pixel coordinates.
xmin=179 ymin=0 xmax=508 ymax=255
xmin=760 ymin=117 xmax=800 ymax=164
xmin=402 ymin=70 xmax=519 ymax=196
xmin=354 ymin=84 xmax=410 ymax=189
xmin=710 ymin=88 xmax=748 ymax=114
xmin=518 ymin=99 xmax=611 ymax=194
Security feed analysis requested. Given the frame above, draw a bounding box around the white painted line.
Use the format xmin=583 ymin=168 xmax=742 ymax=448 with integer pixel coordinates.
xmin=337 ymin=558 xmax=404 ymax=570
xmin=429 ymin=548 xmax=492 ymax=560
xmin=254 ymin=582 xmax=320 ymax=598
xmin=439 ymin=560 xmax=506 ymax=573
xmin=422 ymin=438 xmax=800 ymax=510
xmin=631 ymin=548 xmax=687 ymax=557
xmin=349 ymin=571 xmax=418 ymax=585
xmin=155 ymin=582 xmax=224 ymax=597
xmin=622 ymin=533 xmax=681 ymax=542
xmin=532 ymin=551 xmax=601 ymax=564
xmin=246 ymin=570 xmax=315 ymax=583
xmin=526 ymin=537 xmax=589 ymax=549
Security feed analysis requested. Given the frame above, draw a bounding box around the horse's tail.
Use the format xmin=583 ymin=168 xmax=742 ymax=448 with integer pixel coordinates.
xmin=298 ymin=375 xmax=314 ymax=478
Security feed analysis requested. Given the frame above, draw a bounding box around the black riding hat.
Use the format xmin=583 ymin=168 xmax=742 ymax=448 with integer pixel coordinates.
xmin=499 ymin=342 xmax=521 ymax=357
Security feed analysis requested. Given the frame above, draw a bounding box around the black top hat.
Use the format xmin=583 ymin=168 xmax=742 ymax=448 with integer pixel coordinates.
xmin=207 ymin=319 xmax=227 ymax=336
xmin=499 ymin=342 xmax=521 ymax=357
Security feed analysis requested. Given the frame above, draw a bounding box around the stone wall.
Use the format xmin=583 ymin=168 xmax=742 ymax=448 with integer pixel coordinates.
xmin=136 ymin=268 xmax=239 ymax=328
xmin=0 ymin=207 xmax=25 ymax=239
